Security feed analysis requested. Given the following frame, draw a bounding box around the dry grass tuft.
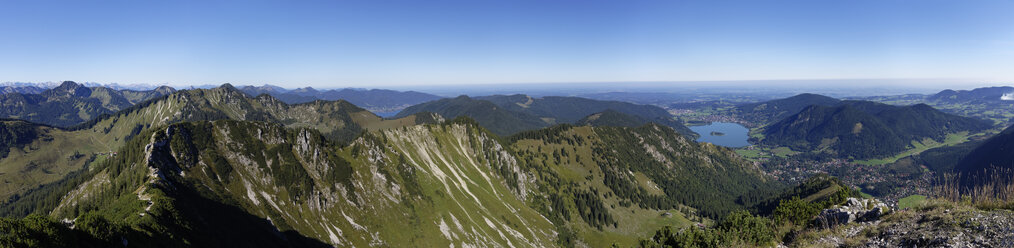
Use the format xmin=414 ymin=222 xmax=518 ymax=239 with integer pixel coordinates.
xmin=933 ymin=168 xmax=1014 ymax=210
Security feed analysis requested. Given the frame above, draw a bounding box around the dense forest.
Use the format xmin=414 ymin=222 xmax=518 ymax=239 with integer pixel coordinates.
xmin=736 ymin=93 xmax=842 ymax=125
xmin=577 ymin=110 xmax=651 ymax=128
xmin=510 ymin=123 xmax=775 ymax=222
xmin=0 ymin=120 xmax=42 ymax=159
xmin=954 ymin=124 xmax=1014 ymax=184
xmin=395 ymin=95 xmax=547 ymax=135
xmin=762 ymin=101 xmax=990 ymax=159
xmin=397 ymin=94 xmax=697 ymax=138
xmin=640 ymin=175 xmax=861 ymax=247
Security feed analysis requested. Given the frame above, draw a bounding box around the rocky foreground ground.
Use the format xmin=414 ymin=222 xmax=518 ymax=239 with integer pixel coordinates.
xmin=799 ymin=200 xmax=1014 ymax=247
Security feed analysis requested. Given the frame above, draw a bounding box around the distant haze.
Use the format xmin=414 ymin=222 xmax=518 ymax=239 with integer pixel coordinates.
xmin=397 ymin=79 xmax=1005 ymax=98
xmin=4 ymin=79 xmax=1010 ymax=99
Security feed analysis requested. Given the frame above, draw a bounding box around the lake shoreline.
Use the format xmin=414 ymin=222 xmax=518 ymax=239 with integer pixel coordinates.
xmin=689 ymin=122 xmax=751 ymax=147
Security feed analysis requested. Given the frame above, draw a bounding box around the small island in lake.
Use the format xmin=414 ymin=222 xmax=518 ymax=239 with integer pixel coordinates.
xmin=710 ymin=131 xmax=726 ymax=136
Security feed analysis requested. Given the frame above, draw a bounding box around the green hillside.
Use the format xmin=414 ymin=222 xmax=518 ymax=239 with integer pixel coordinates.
xmin=508 ymin=122 xmax=775 ymax=245
xmin=749 ymin=174 xmax=855 ymax=216
xmin=908 ymin=138 xmax=984 ymax=172
xmin=0 ymin=120 xmax=43 ymax=159
xmin=761 ymin=101 xmax=991 ymax=160
xmin=480 ymin=94 xmax=696 ymax=138
xmin=2 ymin=120 xmax=546 ymax=246
xmin=0 ymin=85 xmax=422 ymax=201
xmin=577 ymin=110 xmax=649 ymax=127
xmin=393 ymin=95 xmax=551 ymax=135
xmin=397 ymin=94 xmax=696 ymax=138
xmin=954 ymin=124 xmax=1014 ymax=179
xmin=1 ymin=113 xmax=775 ymax=247
xmin=478 ymin=94 xmax=671 ymax=124
xmin=736 ymin=93 xmax=842 ymax=125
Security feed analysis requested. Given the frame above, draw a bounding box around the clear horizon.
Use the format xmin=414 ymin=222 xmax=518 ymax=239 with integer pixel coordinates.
xmin=6 ymin=79 xmax=1009 ymax=98
xmin=2 ymin=1 xmax=1013 ymax=88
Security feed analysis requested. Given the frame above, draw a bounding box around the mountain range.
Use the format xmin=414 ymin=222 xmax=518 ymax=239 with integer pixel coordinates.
xmin=852 ymin=86 xmax=1014 ymax=127
xmin=0 ymin=85 xmax=774 ymax=247
xmin=238 ymin=85 xmax=442 ymax=115
xmin=0 ymin=81 xmax=175 ymax=127
xmin=0 ymin=85 xmax=47 ymax=94
xmin=928 ymin=86 xmax=1014 ymax=104
xmin=0 ymin=84 xmax=435 ymax=202
xmin=395 ymin=94 xmax=697 ymax=138
xmin=4 ymin=82 xmax=1014 ymax=247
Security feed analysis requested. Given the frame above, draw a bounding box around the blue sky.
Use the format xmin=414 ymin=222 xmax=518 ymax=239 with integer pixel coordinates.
xmin=1 ymin=0 xmax=1012 ymax=88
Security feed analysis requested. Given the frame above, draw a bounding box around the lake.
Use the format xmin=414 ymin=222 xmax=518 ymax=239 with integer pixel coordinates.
xmin=689 ymin=122 xmax=750 ymax=147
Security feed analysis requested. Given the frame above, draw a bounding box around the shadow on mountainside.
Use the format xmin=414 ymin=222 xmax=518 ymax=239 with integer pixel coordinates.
xmin=154 ymin=182 xmax=333 ymax=248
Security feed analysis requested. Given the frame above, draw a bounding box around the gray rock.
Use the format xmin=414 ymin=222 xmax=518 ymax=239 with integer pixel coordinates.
xmin=857 ymin=206 xmax=885 ymax=222
xmin=846 ymin=198 xmax=863 ymax=208
xmin=814 ymin=198 xmax=891 ymax=228
xmin=815 ymin=208 xmax=855 ymax=228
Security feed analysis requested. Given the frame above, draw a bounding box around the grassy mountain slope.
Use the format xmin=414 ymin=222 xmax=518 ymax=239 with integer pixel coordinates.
xmin=2 ymin=115 xmax=776 ymax=247
xmin=0 ymin=84 xmax=775 ymax=247
xmin=7 ymin=120 xmax=559 ymax=247
xmin=0 ymin=120 xmax=108 ymax=201
xmin=0 ymin=120 xmax=43 ymax=159
xmin=761 ymin=101 xmax=991 ymax=159
xmin=0 ymin=85 xmax=423 ymax=202
xmin=509 ymin=123 xmax=774 ymax=246
xmin=907 ymin=139 xmax=984 ymax=172
xmin=119 ymin=86 xmax=176 ymax=104
xmin=0 ymin=119 xmax=112 ymax=206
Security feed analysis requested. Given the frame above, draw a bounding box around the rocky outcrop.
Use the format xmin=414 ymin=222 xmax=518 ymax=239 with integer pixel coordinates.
xmin=814 ymin=198 xmax=891 ymax=228
xmin=804 ymin=198 xmax=1014 ymax=247
xmin=868 ymin=208 xmax=1014 ymax=247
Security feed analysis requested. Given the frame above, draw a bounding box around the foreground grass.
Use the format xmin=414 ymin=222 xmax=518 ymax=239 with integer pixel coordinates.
xmin=790 ymin=197 xmax=1014 ymax=247
xmin=897 ymin=195 xmax=927 ymax=209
